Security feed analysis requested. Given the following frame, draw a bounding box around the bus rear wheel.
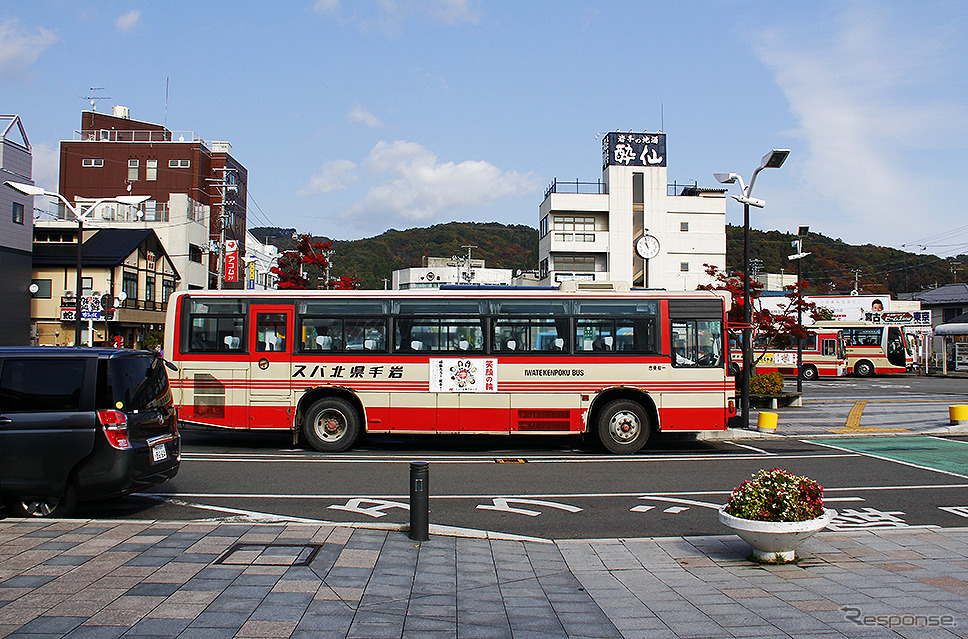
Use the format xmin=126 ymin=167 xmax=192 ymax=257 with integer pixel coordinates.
xmin=800 ymin=365 xmax=818 ymax=381
xmin=597 ymin=400 xmax=649 ymax=454
xmin=854 ymin=360 xmax=875 ymax=377
xmin=303 ymin=397 xmax=360 ymax=452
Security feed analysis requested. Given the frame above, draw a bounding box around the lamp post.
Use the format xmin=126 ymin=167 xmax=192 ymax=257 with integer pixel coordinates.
xmin=714 ymin=149 xmax=790 ymax=429
xmin=788 ymin=226 xmax=811 ymax=393
xmin=4 ymin=181 xmax=148 ymax=346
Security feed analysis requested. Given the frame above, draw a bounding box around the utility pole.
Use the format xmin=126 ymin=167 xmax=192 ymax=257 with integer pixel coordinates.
xmin=207 ymin=168 xmax=237 ymax=289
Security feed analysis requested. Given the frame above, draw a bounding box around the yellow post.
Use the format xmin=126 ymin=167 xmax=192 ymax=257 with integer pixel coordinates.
xmin=757 ymin=411 xmax=779 ymax=433
xmin=949 ymin=405 xmax=968 ymax=425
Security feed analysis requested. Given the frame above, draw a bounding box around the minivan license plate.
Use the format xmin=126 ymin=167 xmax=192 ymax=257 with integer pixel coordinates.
xmin=151 ymin=444 xmax=168 ymax=462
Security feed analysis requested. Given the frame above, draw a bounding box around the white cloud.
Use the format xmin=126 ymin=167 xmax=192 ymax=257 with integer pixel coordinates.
xmin=754 ymin=4 xmax=968 ymax=249
xmin=301 ymin=159 xmax=358 ymax=195
xmin=347 ymin=139 xmax=539 ymax=222
xmin=312 ymin=0 xmax=340 ymax=14
xmin=116 ymin=10 xmax=141 ymax=32
xmin=347 ymin=104 xmax=383 ymax=128
xmin=0 ymin=19 xmax=58 ymax=78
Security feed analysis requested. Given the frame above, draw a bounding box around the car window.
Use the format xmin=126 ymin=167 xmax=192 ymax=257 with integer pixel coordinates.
xmin=0 ymin=358 xmax=86 ymax=413
xmin=104 ymin=356 xmax=172 ymax=413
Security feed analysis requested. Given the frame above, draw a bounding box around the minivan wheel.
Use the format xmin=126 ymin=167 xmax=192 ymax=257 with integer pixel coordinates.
xmin=10 ymin=483 xmax=77 ymax=518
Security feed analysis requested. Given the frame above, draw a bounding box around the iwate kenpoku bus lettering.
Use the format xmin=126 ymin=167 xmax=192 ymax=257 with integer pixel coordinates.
xmin=164 ymin=284 xmax=735 ymax=454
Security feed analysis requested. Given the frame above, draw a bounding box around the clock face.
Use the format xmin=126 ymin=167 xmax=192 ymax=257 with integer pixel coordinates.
xmin=635 ymin=235 xmax=660 ymax=259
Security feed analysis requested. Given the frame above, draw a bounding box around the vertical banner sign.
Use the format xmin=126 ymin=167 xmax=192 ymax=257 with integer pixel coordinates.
xmin=225 ymin=239 xmax=239 ymax=283
xmin=247 ymin=262 xmax=256 ymax=289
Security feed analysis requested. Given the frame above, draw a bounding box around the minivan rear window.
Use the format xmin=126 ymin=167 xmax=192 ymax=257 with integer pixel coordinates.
xmin=0 ymin=358 xmax=86 ymax=412
xmin=101 ymin=356 xmax=172 ymax=412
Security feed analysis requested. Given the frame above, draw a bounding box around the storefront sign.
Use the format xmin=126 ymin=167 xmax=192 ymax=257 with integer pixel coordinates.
xmin=603 ymin=132 xmax=666 ymax=169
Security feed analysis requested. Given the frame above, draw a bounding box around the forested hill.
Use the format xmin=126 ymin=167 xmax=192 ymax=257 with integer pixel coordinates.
xmin=250 ymin=222 xmax=960 ymax=294
xmin=251 ymin=222 xmax=539 ymax=290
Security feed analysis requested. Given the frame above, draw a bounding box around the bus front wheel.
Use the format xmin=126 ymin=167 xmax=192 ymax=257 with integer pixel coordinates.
xmin=304 ymin=397 xmax=360 ymax=452
xmin=854 ymin=360 xmax=875 ymax=377
xmin=597 ymin=400 xmax=650 ymax=454
xmin=800 ymin=365 xmax=818 ymax=381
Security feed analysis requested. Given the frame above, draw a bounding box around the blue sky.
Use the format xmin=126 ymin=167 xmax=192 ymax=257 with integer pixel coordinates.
xmin=3 ymin=1 xmax=967 ymax=255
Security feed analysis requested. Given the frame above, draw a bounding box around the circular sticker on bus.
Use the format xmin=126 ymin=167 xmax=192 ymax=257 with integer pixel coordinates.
xmin=259 ymin=358 xmax=269 ymax=370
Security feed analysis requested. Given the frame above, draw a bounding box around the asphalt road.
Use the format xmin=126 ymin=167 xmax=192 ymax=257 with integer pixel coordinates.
xmin=58 ymin=375 xmax=968 ymax=540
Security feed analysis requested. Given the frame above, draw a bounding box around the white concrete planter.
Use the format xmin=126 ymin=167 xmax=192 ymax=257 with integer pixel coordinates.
xmin=718 ymin=506 xmax=837 ymax=562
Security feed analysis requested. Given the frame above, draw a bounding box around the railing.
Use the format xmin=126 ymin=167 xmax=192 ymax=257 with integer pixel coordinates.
xmin=544 ymin=179 xmax=608 ymax=198
xmin=668 ymin=181 xmax=702 ymax=196
xmin=73 ymin=129 xmax=199 ymax=143
xmin=57 ymin=202 xmax=170 ymax=223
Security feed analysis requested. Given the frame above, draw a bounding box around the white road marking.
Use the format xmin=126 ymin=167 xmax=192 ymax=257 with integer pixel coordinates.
xmin=327 ymin=498 xmax=409 ymax=518
xmin=476 ymin=498 xmax=583 ymax=517
xmin=725 ymin=441 xmax=772 ymax=454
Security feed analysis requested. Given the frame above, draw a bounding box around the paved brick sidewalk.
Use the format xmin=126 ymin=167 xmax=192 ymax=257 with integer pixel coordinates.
xmin=1 ymin=520 xmax=967 ymax=638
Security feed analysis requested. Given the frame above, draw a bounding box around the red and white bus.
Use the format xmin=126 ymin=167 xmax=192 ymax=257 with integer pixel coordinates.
xmin=813 ymin=321 xmax=911 ymax=376
xmin=163 ymin=283 xmax=735 ymax=454
xmin=730 ymin=327 xmax=846 ymax=380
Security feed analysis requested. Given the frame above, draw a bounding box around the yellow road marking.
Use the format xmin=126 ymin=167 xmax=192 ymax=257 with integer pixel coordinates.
xmin=829 ymin=400 xmax=909 ymax=434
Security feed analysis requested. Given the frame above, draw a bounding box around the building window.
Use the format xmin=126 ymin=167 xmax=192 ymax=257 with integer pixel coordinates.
xmin=146 ymin=159 xmax=157 ymax=181
xmin=553 ymin=215 xmax=596 ymax=232
xmin=169 ymin=159 xmax=190 ymax=168
xmin=680 ymin=222 xmax=689 ymax=232
xmin=81 ymin=277 xmax=93 ymax=297
xmin=128 ymin=159 xmax=139 ymax=181
xmin=680 ymin=262 xmax=690 ymax=272
xmin=189 ymin=244 xmax=203 ymax=264
xmin=943 ymin=308 xmax=963 ymax=323
xmin=122 ymin=271 xmax=138 ymax=301
xmin=145 ymin=275 xmax=156 ymax=303
xmin=162 ymin=279 xmax=175 ymax=305
xmin=539 ymin=258 xmax=549 ymax=279
xmin=554 ymin=255 xmax=596 ymax=272
xmin=82 ymin=158 xmax=104 ymax=167
xmin=31 ymin=279 xmax=52 ymax=299
xmin=12 ymin=202 xmax=24 ymax=225
xmin=555 ymin=232 xmax=595 ymax=242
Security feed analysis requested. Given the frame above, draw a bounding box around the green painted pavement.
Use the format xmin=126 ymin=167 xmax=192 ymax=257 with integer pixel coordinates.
xmin=815 ymin=436 xmax=968 ymax=477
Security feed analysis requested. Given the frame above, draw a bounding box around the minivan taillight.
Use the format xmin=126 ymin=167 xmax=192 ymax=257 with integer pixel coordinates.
xmin=98 ymin=410 xmax=131 ymax=449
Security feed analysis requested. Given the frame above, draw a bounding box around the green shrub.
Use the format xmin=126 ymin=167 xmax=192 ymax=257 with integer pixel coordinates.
xmin=750 ymin=371 xmax=784 ymax=395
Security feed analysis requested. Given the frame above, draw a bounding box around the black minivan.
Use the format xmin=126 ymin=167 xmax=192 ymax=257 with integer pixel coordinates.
xmin=0 ymin=348 xmax=180 ymax=517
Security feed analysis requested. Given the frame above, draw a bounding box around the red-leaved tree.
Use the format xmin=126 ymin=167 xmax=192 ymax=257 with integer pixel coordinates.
xmin=270 ymin=234 xmax=332 ymax=290
xmin=699 ymin=264 xmax=823 ymax=367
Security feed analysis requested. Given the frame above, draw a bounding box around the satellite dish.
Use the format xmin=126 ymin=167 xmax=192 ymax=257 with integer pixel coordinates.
xmin=426 ymin=272 xmax=435 ymax=281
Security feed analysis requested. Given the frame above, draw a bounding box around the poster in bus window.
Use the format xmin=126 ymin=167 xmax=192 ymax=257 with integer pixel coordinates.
xmin=431 ymin=358 xmax=497 ymax=393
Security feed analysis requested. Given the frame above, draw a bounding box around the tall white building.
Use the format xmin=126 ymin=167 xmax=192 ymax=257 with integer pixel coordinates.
xmin=538 ymin=132 xmax=726 ymax=290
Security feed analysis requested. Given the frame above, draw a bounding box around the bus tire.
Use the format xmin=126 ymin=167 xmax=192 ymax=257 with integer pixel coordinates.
xmin=597 ymin=400 xmax=649 ymax=454
xmin=854 ymin=360 xmax=875 ymax=377
xmin=800 ymin=365 xmax=818 ymax=381
xmin=303 ymin=397 xmax=360 ymax=452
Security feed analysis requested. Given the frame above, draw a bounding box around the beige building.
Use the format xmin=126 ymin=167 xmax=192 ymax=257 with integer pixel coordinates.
xmin=539 ymin=132 xmax=727 ymax=290
xmin=31 ymin=228 xmax=177 ymax=347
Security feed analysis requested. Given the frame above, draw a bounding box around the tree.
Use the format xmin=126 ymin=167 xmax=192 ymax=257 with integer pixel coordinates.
xmin=270 ymin=234 xmax=333 ymax=290
xmin=699 ymin=264 xmax=824 ymax=368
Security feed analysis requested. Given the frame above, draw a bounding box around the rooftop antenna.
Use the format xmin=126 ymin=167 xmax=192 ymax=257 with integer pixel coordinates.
xmin=660 ymin=102 xmax=664 ymax=132
xmin=84 ymin=87 xmax=110 ymax=111
xmin=164 ymin=77 xmax=169 ymax=128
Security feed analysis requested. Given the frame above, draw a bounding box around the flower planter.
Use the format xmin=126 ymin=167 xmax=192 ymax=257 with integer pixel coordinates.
xmin=718 ymin=506 xmax=837 ymax=562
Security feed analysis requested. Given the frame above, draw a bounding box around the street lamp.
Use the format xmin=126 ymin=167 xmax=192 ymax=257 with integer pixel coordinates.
xmin=714 ymin=149 xmax=790 ymax=430
xmin=4 ymin=181 xmax=149 ymax=347
xmin=789 ymin=225 xmax=811 ymax=393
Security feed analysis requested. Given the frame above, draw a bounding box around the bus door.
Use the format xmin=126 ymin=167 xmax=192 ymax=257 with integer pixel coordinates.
xmin=886 ymin=326 xmax=908 ymax=368
xmin=248 ymin=305 xmax=294 ymax=429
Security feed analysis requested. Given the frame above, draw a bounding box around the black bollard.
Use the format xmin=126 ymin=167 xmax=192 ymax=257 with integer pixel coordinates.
xmin=409 ymin=461 xmax=429 ymax=541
